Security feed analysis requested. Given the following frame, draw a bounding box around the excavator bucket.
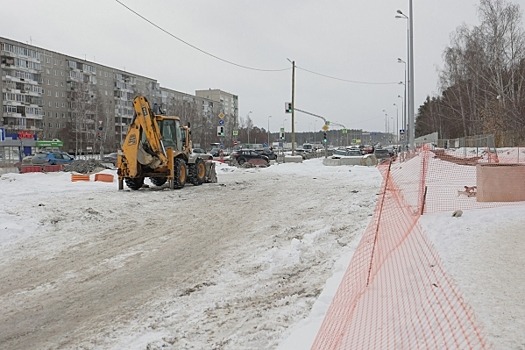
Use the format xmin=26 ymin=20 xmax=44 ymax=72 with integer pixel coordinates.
xmin=205 ymin=161 xmax=218 ymax=183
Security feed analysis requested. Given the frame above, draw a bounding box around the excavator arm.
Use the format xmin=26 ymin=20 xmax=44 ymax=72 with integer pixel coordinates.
xmin=120 ymin=96 xmax=169 ymax=177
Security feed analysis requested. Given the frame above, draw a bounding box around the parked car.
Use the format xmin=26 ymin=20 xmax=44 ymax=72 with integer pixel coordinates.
xmin=331 ymin=149 xmax=363 ymax=159
xmin=102 ymin=152 xmax=118 ymax=165
xmin=374 ymin=148 xmax=392 ymax=161
xmin=191 ymin=148 xmax=213 ymax=160
xmin=255 ymin=147 xmax=277 ymax=160
xmin=31 ymin=151 xmax=75 ymax=165
xmin=210 ymin=148 xmax=229 ymax=158
xmin=230 ymin=149 xmax=269 ymax=166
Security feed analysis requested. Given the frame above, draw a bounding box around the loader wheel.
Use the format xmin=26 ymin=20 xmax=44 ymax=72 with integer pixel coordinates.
xmin=125 ymin=177 xmax=144 ymax=190
xmin=150 ymin=177 xmax=167 ymax=187
xmin=189 ymin=158 xmax=206 ymax=186
xmin=174 ymin=158 xmax=187 ymax=189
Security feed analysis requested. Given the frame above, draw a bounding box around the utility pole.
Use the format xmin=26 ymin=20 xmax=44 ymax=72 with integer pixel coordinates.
xmin=291 ymin=60 xmax=296 ymax=156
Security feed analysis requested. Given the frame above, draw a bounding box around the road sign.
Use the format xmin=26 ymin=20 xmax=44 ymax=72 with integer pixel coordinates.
xmin=218 ymin=119 xmax=224 ymax=126
xmin=342 ymin=128 xmax=347 ymax=134
xmin=218 ymin=112 xmax=225 ymax=120
xmin=232 ymin=130 xmax=238 ymax=136
xmin=36 ymin=139 xmax=63 ymax=147
xmin=400 ymin=129 xmax=405 ymax=135
xmin=0 ymin=127 xmax=4 ymax=142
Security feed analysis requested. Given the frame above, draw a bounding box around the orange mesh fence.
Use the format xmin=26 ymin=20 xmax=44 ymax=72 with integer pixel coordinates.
xmin=422 ymin=146 xmax=525 ymax=213
xmin=311 ymin=149 xmax=494 ymax=349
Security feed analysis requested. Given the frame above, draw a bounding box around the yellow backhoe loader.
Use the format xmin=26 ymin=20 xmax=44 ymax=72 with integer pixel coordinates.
xmin=117 ymin=95 xmax=217 ymax=190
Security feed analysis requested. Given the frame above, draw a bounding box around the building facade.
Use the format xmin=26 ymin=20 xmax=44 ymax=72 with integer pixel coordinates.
xmin=195 ymin=89 xmax=239 ymax=144
xmin=0 ymin=36 xmax=237 ymax=156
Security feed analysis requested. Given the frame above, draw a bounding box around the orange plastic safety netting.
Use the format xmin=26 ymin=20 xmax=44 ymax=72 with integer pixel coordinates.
xmin=311 ymin=148 xmax=499 ymax=349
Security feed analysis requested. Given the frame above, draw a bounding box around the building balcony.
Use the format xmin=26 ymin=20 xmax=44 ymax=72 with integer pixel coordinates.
xmin=4 ymin=112 xmax=23 ymax=118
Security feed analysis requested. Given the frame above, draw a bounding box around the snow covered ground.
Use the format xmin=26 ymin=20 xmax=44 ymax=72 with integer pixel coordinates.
xmin=0 ymin=158 xmax=523 ymax=349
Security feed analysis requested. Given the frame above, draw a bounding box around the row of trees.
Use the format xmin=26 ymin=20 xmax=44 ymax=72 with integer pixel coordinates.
xmin=416 ymin=0 xmax=525 ymax=146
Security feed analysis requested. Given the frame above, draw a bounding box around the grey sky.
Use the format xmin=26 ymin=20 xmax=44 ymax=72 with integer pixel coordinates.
xmin=1 ymin=0 xmax=495 ymax=133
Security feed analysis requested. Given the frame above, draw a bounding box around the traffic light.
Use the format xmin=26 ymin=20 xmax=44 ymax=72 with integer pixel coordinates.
xmin=285 ymin=102 xmax=292 ymax=113
xmin=323 ymin=132 xmax=327 ymax=144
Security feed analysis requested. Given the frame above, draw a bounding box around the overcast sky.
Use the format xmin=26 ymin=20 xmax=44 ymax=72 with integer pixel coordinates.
xmin=1 ymin=0 xmax=509 ymax=133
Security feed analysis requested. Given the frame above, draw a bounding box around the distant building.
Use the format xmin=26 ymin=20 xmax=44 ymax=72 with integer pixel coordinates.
xmin=0 ymin=36 xmax=236 ymax=153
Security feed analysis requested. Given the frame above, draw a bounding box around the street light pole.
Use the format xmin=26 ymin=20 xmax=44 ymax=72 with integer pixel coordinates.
xmin=267 ymin=115 xmax=272 ymax=146
xmin=396 ymin=9 xmax=413 ymax=149
xmin=398 ymin=95 xmax=404 ymax=143
xmin=246 ymin=111 xmax=252 ymax=145
xmin=408 ymin=1 xmax=415 ymax=149
xmin=393 ymin=103 xmax=399 ymax=143
xmin=397 ymin=58 xmax=407 ymax=146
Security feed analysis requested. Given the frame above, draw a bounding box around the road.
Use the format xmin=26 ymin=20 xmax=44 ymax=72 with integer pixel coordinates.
xmin=0 ymin=163 xmax=380 ymax=349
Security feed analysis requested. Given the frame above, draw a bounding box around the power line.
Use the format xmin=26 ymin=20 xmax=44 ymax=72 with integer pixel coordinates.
xmin=297 ymin=65 xmax=400 ymax=85
xmin=116 ymin=0 xmax=400 ymax=85
xmin=115 ymin=0 xmax=289 ymax=72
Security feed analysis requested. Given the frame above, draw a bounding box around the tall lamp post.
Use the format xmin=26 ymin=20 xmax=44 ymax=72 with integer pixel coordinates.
xmin=393 ymin=103 xmax=399 ymax=143
xmin=267 ymin=115 xmax=272 ymax=146
xmin=246 ymin=111 xmax=252 ymax=145
xmin=396 ymin=7 xmax=414 ymax=149
xmin=397 ymin=95 xmax=404 ymax=144
xmin=397 ymin=58 xmax=407 ymax=146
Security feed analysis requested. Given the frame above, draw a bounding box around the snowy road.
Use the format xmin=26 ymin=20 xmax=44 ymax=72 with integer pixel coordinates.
xmin=0 ymin=161 xmax=381 ymax=349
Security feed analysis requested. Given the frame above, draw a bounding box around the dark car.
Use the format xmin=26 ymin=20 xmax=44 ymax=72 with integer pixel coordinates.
xmin=374 ymin=148 xmax=392 ymax=162
xmin=230 ymin=149 xmax=269 ymax=166
xmin=255 ymin=147 xmax=277 ymax=160
xmin=102 ymin=152 xmax=118 ymax=165
xmin=31 ymin=151 xmax=75 ymax=165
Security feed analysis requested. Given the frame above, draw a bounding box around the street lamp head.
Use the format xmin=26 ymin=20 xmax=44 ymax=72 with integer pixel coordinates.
xmin=395 ymin=10 xmax=408 ymax=19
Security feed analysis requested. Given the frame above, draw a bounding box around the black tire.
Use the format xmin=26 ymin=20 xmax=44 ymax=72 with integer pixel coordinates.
xmin=174 ymin=158 xmax=187 ymax=189
xmin=125 ymin=177 xmax=144 ymax=190
xmin=238 ymin=157 xmax=246 ymax=165
xmin=150 ymin=177 xmax=167 ymax=187
xmin=189 ymin=158 xmax=206 ymax=186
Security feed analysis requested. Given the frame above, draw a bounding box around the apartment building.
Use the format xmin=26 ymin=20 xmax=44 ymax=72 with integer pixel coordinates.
xmin=0 ymin=36 xmax=237 ymax=154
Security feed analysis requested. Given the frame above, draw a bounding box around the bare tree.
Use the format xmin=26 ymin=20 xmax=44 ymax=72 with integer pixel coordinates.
xmin=421 ymin=0 xmax=525 ymax=145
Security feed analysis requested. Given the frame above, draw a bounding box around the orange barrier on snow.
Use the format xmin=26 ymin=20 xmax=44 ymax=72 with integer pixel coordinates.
xmin=312 ymin=150 xmax=491 ymax=350
xmin=71 ymin=174 xmax=90 ymax=182
xmin=94 ymin=173 xmax=114 ymax=182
